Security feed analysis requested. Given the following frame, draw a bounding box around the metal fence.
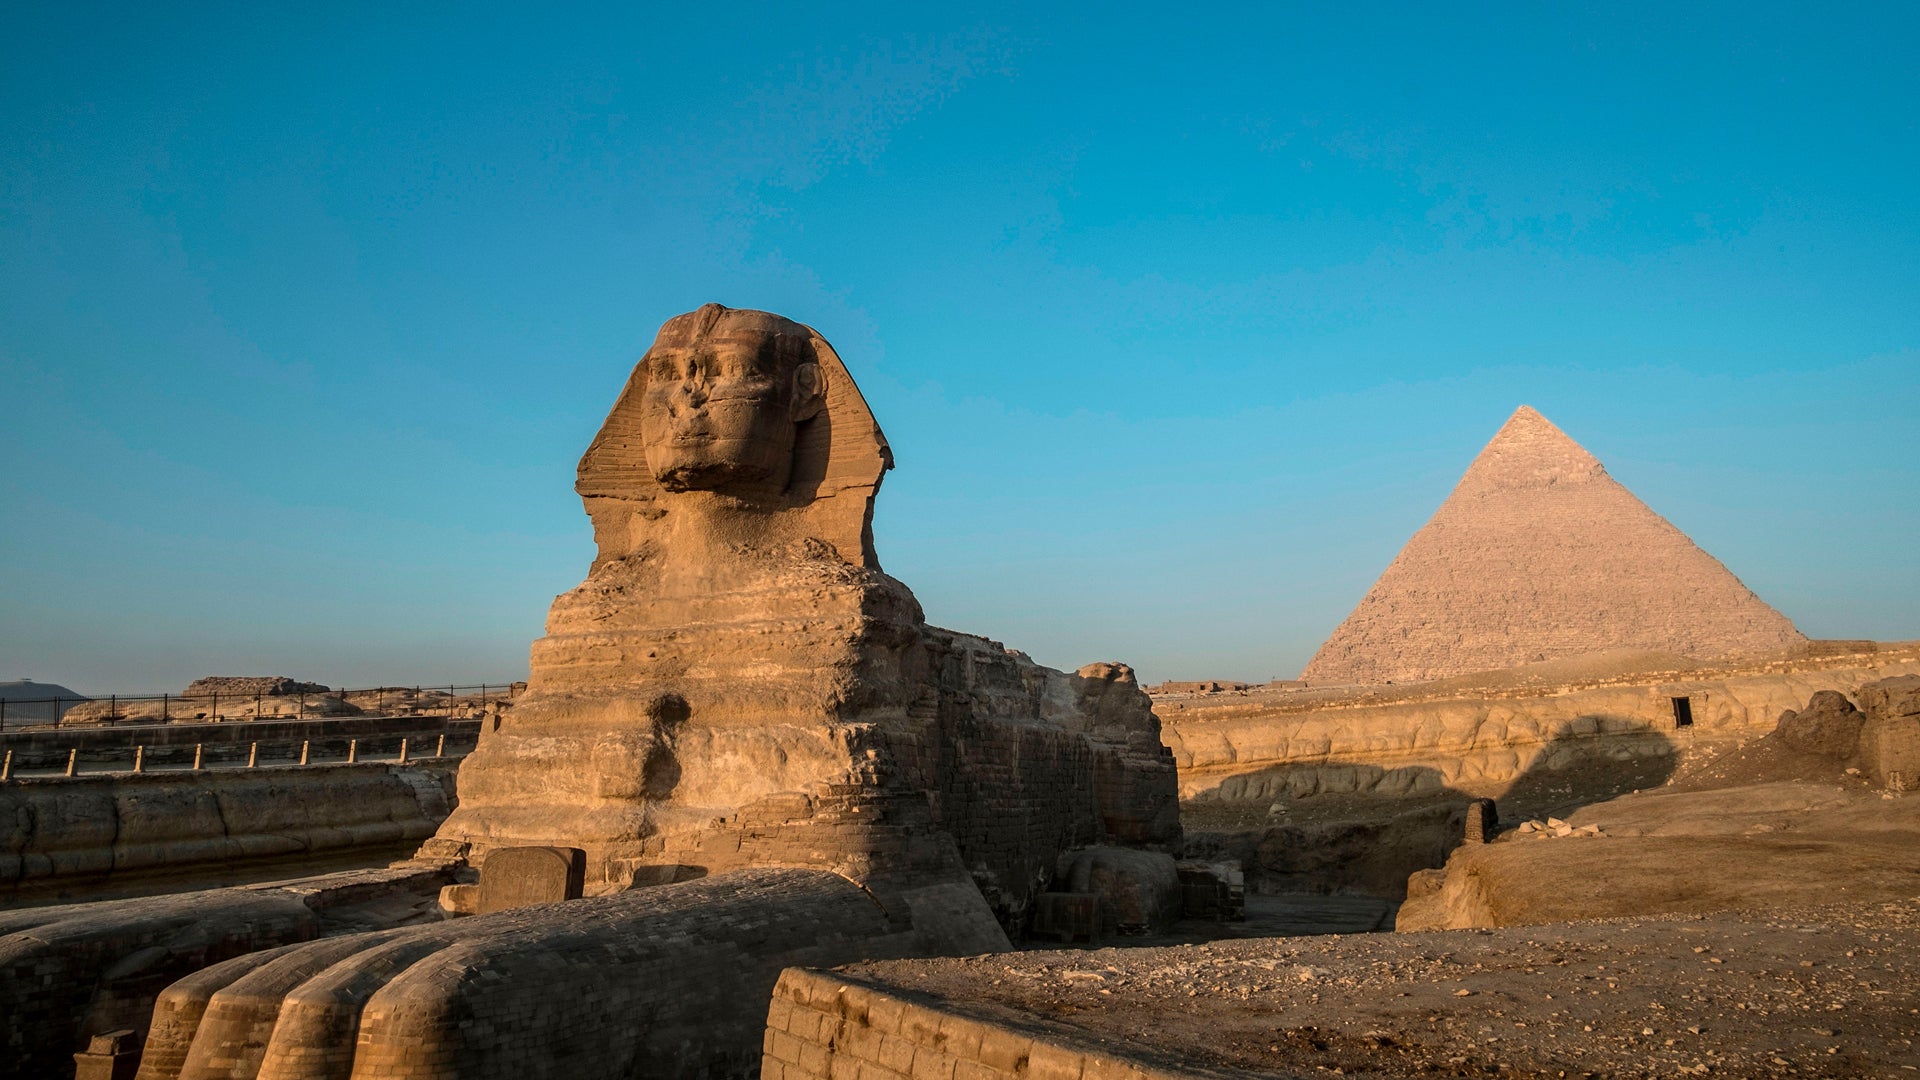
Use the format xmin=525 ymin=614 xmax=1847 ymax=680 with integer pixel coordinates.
xmin=0 ymin=728 xmax=479 ymax=781
xmin=0 ymin=681 xmax=526 ymax=732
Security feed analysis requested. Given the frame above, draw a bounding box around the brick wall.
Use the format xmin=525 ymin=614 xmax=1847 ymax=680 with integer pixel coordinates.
xmin=765 ymin=968 xmax=1231 ymax=1080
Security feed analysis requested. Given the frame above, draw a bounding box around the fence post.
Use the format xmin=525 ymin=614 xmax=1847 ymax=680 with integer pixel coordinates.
xmin=449 ymin=686 xmax=456 ymax=719
xmin=162 ymin=692 xmax=169 ymax=722
xmin=0 ymin=697 xmax=6 ymax=731
xmin=248 ymin=742 xmax=259 ymax=767
xmin=192 ymin=744 xmax=203 ymax=770
xmin=254 ymin=691 xmax=261 ymax=720
xmin=300 ymin=740 xmax=310 ymax=765
xmin=134 ymin=746 xmax=145 ymax=773
xmin=436 ymin=733 xmax=446 ymax=758
xmin=347 ymin=738 xmax=358 ymax=764
xmin=66 ymin=748 xmax=78 ymax=777
xmin=52 ymin=696 xmax=60 ymax=724
xmin=1 ymin=750 xmax=11 ymax=780
xmin=398 ymin=737 xmax=409 ymax=764
xmin=109 ymin=694 xmax=117 ymax=722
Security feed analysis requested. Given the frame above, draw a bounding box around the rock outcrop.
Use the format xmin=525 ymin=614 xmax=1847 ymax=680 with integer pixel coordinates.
xmin=1302 ymin=406 xmax=1805 ymax=685
xmin=1395 ymin=678 xmax=1920 ymax=931
xmin=182 ymin=677 xmax=331 ymax=698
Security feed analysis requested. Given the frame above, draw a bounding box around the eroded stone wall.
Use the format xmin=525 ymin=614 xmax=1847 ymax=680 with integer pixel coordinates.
xmin=1163 ymin=653 xmax=1920 ymax=802
xmin=1 ymin=763 xmax=456 ymax=901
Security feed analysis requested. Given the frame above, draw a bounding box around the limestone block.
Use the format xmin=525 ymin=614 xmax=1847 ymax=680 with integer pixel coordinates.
xmin=73 ymin=1029 xmax=140 ymax=1080
xmin=1857 ymin=675 xmax=1920 ymax=790
xmin=475 ymin=846 xmax=586 ymax=914
xmin=438 ymin=883 xmax=479 ymax=915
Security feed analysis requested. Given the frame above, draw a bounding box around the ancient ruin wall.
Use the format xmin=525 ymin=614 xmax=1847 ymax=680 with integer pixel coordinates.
xmin=1163 ymin=653 xmax=1920 ymax=802
xmin=764 ymin=967 xmax=1224 ymax=1080
xmin=1302 ymin=407 xmax=1805 ymax=685
xmin=0 ymin=764 xmax=455 ymax=901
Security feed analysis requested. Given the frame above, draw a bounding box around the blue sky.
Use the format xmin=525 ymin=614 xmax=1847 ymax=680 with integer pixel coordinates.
xmin=3 ymin=3 xmax=1916 ymax=692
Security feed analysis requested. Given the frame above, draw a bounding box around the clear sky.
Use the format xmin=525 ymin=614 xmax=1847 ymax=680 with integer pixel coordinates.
xmin=3 ymin=3 xmax=1916 ymax=694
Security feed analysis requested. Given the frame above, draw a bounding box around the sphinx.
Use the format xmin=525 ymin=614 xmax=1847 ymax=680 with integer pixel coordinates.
xmin=16 ymin=305 xmax=1180 ymax=1080
xmin=424 ymin=303 xmax=1180 ymax=903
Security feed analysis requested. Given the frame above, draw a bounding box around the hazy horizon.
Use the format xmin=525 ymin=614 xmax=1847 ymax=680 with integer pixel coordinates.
xmin=5 ymin=5 xmax=1917 ymax=692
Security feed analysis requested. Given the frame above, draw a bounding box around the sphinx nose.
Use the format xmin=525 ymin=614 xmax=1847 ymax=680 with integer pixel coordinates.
xmin=675 ymin=369 xmax=711 ymax=408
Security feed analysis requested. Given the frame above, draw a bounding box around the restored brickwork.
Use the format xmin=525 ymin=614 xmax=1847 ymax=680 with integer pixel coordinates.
xmin=763 ymin=967 xmax=1228 ymax=1080
xmin=1303 ymin=406 xmax=1805 ymax=685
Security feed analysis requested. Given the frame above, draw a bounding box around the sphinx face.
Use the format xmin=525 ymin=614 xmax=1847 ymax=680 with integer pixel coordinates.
xmin=639 ymin=319 xmax=820 ymax=496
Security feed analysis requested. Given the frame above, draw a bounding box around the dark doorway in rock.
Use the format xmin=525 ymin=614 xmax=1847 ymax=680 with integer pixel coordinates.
xmin=1671 ymin=696 xmax=1694 ymax=728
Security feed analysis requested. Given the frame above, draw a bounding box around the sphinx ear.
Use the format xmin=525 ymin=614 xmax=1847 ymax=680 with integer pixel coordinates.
xmin=790 ymin=361 xmax=826 ymax=422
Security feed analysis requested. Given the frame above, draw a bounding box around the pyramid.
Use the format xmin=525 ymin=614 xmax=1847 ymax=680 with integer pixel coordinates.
xmin=1300 ymin=406 xmax=1805 ymax=685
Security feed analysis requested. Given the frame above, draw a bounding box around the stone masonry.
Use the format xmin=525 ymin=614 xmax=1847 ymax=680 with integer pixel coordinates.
xmin=763 ymin=967 xmax=1228 ymax=1080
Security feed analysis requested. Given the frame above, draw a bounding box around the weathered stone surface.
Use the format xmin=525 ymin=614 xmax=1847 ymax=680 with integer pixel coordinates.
xmin=1774 ymin=689 xmax=1865 ymax=757
xmin=1302 ymin=406 xmax=1805 ymax=685
xmin=1857 ymin=674 xmax=1920 ymax=790
xmin=0 ymin=866 xmax=454 ymax=1078
xmin=1462 ymin=798 xmax=1497 ymax=843
xmin=182 ymin=677 xmax=330 ymax=699
xmin=1161 ymin=647 xmax=1920 ymax=801
xmin=474 ymin=846 xmax=585 ymax=914
xmin=133 ymin=869 xmax=999 ymax=1080
xmin=0 ymin=764 xmax=456 ymax=903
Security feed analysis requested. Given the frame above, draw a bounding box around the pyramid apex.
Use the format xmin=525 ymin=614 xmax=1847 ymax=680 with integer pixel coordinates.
xmin=1454 ymin=405 xmax=1605 ymax=493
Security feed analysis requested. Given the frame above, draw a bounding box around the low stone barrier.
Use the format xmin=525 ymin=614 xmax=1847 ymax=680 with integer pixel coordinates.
xmin=765 ymin=968 xmax=1235 ymax=1080
xmin=0 ymin=763 xmax=457 ymax=901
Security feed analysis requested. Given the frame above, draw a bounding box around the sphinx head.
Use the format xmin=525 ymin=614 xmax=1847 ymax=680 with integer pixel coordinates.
xmin=638 ymin=304 xmax=827 ymax=498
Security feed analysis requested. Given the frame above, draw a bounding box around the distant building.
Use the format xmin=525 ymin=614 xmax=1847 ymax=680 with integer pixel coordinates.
xmin=0 ymin=679 xmax=90 ymax=725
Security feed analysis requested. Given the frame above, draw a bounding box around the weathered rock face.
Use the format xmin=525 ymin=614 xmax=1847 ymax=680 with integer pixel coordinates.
xmin=1855 ymin=674 xmax=1920 ymax=790
xmin=425 ymin=305 xmax=1181 ymax=914
xmin=1302 ymin=406 xmax=1806 ymax=685
xmin=182 ymin=677 xmax=330 ymax=698
xmin=1774 ymin=690 xmax=1865 ymax=758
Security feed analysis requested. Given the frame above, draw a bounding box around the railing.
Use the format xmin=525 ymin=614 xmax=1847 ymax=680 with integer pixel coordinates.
xmin=0 ymin=681 xmax=525 ymax=733
xmin=0 ymin=729 xmax=478 ymax=781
